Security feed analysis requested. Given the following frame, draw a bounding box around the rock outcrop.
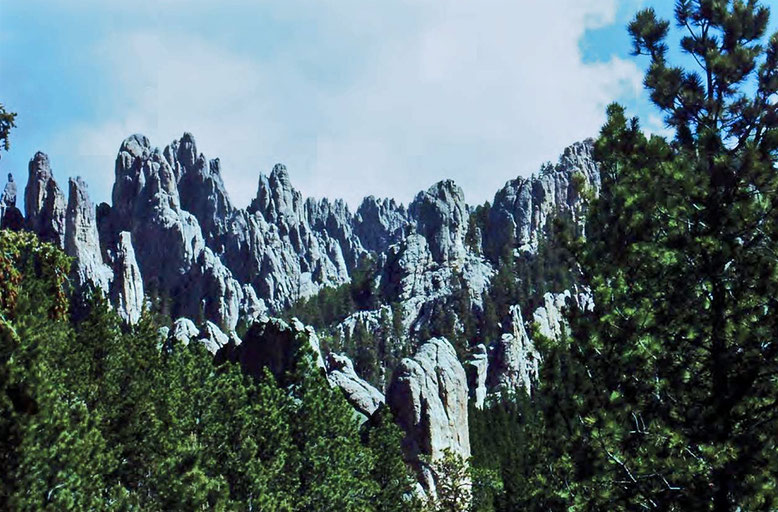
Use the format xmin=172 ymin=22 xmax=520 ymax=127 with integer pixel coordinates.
xmin=13 ymin=133 xmax=598 ymax=346
xmin=0 ymin=173 xmax=22 ymax=230
xmin=485 ymin=139 xmax=599 ymax=257
xmin=7 ymin=133 xmax=603 ymax=494
xmin=65 ymin=177 xmax=113 ymax=293
xmin=326 ymin=352 xmax=385 ymax=418
xmin=532 ymin=287 xmax=593 ymax=342
xmin=487 ymin=305 xmax=540 ymax=395
xmin=353 ymin=196 xmax=409 ymax=254
xmin=408 ymin=180 xmax=468 ymax=264
xmin=25 ymin=152 xmax=66 ymax=247
xmin=216 ymin=316 xmax=325 ymax=385
xmin=388 ymin=337 xmax=470 ymax=494
xmin=465 ymin=344 xmax=489 ymax=409
xmin=166 ymin=317 xmax=230 ymax=355
xmin=109 ymin=232 xmax=145 ymax=324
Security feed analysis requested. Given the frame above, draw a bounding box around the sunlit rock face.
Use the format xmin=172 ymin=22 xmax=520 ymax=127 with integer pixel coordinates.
xmin=25 ymin=151 xmax=67 ymax=248
xmin=12 ymin=132 xmax=601 ymax=494
xmin=17 ymin=132 xmax=598 ymax=342
xmin=387 ymin=337 xmax=471 ymax=495
xmin=485 ymin=139 xmax=599 ymax=257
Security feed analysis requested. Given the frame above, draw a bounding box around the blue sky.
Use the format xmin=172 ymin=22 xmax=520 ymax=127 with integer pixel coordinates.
xmin=0 ymin=1 xmax=774 ymax=209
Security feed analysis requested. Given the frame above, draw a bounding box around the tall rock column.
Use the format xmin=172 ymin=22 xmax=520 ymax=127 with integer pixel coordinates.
xmin=0 ymin=173 xmax=22 ymax=230
xmin=65 ymin=177 xmax=113 ymax=293
xmin=24 ymin=152 xmax=66 ymax=247
xmin=487 ymin=305 xmax=539 ymax=394
xmin=387 ymin=337 xmax=471 ymax=495
xmin=110 ymin=231 xmax=144 ymax=324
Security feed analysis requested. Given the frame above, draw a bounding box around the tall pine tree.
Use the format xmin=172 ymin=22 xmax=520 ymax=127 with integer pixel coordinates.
xmin=536 ymin=1 xmax=778 ymax=509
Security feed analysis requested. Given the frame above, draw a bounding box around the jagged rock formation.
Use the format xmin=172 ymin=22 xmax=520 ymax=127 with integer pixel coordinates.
xmin=532 ymin=287 xmax=593 ymax=342
xmin=353 ymin=196 xmax=409 ymax=254
xmin=169 ymin=317 xmax=201 ymax=346
xmin=12 ymin=133 xmax=597 ymax=338
xmin=167 ymin=317 xmax=233 ymax=355
xmin=409 ymin=180 xmax=468 ymax=263
xmin=465 ymin=344 xmax=489 ymax=409
xmin=485 ymin=139 xmax=599 ymax=258
xmin=216 ymin=316 xmax=326 ymax=385
xmin=6 ymin=133 xmax=601 ymax=493
xmin=109 ymin=232 xmax=145 ymax=324
xmin=0 ymin=173 xmax=22 ymax=230
xmin=0 ymin=172 xmax=16 ymax=209
xmin=25 ymin=152 xmax=67 ymax=247
xmin=65 ymin=177 xmax=113 ymax=293
xmin=487 ymin=305 xmax=540 ymax=395
xmin=387 ymin=337 xmax=471 ymax=494
xmin=325 ymin=352 xmax=385 ymax=418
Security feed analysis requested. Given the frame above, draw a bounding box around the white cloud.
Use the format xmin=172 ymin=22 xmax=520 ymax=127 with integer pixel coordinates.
xmin=55 ymin=0 xmax=643 ymax=209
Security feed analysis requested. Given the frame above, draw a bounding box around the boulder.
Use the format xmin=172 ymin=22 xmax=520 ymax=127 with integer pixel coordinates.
xmin=326 ymin=352 xmax=385 ymax=417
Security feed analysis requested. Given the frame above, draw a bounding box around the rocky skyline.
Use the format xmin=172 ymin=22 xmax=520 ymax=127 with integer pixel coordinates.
xmin=0 ymin=132 xmax=598 ymax=496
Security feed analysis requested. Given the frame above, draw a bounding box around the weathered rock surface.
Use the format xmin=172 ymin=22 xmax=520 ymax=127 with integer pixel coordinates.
xmin=65 ymin=177 xmax=113 ymax=293
xmin=408 ymin=180 xmax=468 ymax=264
xmin=169 ymin=317 xmax=200 ymax=346
xmin=25 ymin=152 xmax=66 ymax=247
xmin=109 ymin=232 xmax=145 ymax=324
xmin=1 ymin=172 xmax=16 ymax=210
xmin=326 ymin=352 xmax=385 ymax=417
xmin=198 ymin=321 xmax=231 ymax=354
xmin=487 ymin=305 xmax=540 ymax=395
xmin=486 ymin=139 xmax=599 ymax=257
xmin=0 ymin=173 xmax=22 ymax=230
xmin=532 ymin=287 xmax=593 ymax=343
xmin=387 ymin=337 xmax=471 ymax=494
xmin=14 ymin=133 xmax=598 ymax=348
xmin=465 ymin=344 xmax=489 ymax=409
xmin=9 ymin=133 xmax=603 ymax=494
xmin=354 ymin=196 xmax=409 ymax=254
xmin=167 ymin=317 xmax=232 ymax=355
xmin=216 ymin=316 xmax=325 ymax=385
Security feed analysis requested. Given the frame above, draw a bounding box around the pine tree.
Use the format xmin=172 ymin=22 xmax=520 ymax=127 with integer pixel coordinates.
xmin=431 ymin=449 xmax=471 ymax=512
xmin=365 ymin=406 xmax=422 ymax=512
xmin=0 ymin=103 xmax=16 ymax=153
xmin=536 ymin=1 xmax=778 ymax=509
xmin=288 ymin=345 xmax=379 ymax=510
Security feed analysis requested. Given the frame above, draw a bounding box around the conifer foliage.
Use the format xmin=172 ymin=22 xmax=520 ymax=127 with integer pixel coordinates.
xmin=0 ymin=230 xmax=418 ymax=511
xmin=531 ymin=1 xmax=778 ymax=509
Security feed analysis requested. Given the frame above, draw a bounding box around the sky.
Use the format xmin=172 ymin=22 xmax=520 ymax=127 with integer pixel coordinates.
xmin=0 ymin=1 xmax=774 ymax=210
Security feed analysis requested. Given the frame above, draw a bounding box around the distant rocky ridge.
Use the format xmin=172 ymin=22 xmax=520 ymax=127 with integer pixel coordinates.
xmin=0 ymin=132 xmax=598 ymax=493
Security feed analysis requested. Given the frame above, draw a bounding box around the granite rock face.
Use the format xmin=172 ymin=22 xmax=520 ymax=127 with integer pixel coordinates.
xmin=387 ymin=337 xmax=471 ymax=494
xmin=9 ymin=133 xmax=602 ymax=494
xmin=109 ymin=232 xmax=145 ymax=324
xmin=0 ymin=173 xmax=22 ymax=230
xmin=65 ymin=177 xmax=113 ymax=293
xmin=14 ymin=133 xmax=598 ymax=342
xmin=25 ymin=152 xmax=67 ymax=247
xmin=409 ymin=180 xmax=468 ymax=264
xmin=487 ymin=305 xmax=540 ymax=395
xmin=216 ymin=316 xmax=326 ymax=385
xmin=486 ymin=139 xmax=599 ymax=257
xmin=326 ymin=352 xmax=385 ymax=417
xmin=532 ymin=287 xmax=593 ymax=343
xmin=465 ymin=344 xmax=489 ymax=409
xmin=354 ymin=196 xmax=409 ymax=254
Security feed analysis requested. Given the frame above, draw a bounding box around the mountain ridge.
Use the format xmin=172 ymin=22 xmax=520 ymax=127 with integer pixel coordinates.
xmin=0 ymin=132 xmax=599 ymax=496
